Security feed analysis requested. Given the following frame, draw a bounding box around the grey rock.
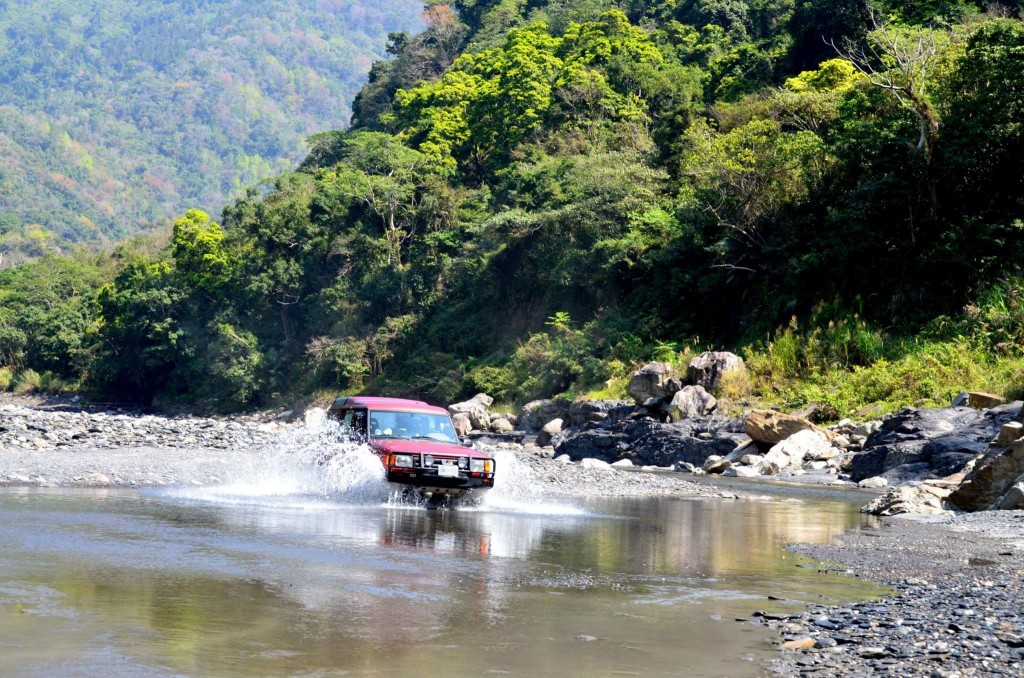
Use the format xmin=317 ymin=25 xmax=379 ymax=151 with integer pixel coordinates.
xmin=627 ymin=362 xmax=675 ymax=405
xmin=667 ymin=385 xmax=717 ymax=422
xmin=686 ymin=351 xmax=745 ymax=393
xmin=858 ymin=476 xmax=889 ymax=489
xmin=554 ymin=417 xmax=749 ymax=468
xmin=580 ymin=458 xmax=611 ymax=470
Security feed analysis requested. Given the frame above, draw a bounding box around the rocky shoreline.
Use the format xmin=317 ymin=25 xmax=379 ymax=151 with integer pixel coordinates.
xmin=770 ymin=511 xmax=1024 ymax=677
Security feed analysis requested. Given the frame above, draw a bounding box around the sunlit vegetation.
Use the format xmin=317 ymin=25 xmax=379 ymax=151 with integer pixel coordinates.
xmin=4 ymin=0 xmax=1024 ymax=417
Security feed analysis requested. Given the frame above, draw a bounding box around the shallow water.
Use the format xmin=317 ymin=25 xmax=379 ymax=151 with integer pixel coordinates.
xmin=0 ymin=480 xmax=886 ymax=677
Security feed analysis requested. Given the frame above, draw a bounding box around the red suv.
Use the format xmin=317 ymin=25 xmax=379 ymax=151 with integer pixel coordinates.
xmin=328 ymin=396 xmax=496 ymax=501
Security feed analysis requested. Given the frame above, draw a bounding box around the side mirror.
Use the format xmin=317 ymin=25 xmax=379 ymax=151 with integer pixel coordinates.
xmin=460 ymin=438 xmax=473 ymax=448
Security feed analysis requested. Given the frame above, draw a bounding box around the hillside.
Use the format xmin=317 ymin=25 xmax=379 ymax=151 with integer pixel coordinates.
xmin=3 ymin=0 xmax=1024 ymax=416
xmin=0 ymin=0 xmax=422 ymax=263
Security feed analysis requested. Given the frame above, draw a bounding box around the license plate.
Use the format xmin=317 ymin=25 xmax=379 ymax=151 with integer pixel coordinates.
xmin=437 ymin=464 xmax=459 ymax=478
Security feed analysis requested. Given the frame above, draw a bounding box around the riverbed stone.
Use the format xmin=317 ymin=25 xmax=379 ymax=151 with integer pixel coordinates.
xmin=861 ymin=484 xmax=949 ymax=515
xmin=992 ymin=481 xmax=1024 ymax=510
xmin=580 ymin=458 xmax=611 ymax=470
xmin=994 ymin=421 xmax=1024 ymax=447
xmin=858 ymin=476 xmax=888 ymax=489
xmin=762 ymin=430 xmax=832 ymax=475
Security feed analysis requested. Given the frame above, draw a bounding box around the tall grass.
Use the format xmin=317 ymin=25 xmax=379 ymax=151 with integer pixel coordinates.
xmin=0 ymin=366 xmax=13 ymax=391
xmin=12 ymin=368 xmax=42 ymax=394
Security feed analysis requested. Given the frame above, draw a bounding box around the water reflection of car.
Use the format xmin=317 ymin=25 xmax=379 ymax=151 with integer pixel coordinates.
xmin=328 ymin=396 xmax=496 ymax=504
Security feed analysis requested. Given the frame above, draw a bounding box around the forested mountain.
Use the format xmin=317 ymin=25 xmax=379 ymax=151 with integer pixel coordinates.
xmin=0 ymin=0 xmax=422 ymax=263
xmin=3 ymin=0 xmax=1024 ymax=417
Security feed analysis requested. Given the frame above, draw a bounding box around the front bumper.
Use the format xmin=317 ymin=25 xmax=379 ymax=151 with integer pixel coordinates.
xmin=386 ymin=468 xmax=495 ymax=493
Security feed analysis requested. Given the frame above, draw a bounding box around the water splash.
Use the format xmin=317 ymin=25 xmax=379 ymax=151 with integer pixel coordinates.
xmin=472 ymin=448 xmax=587 ymax=516
xmin=171 ymin=420 xmax=392 ymax=507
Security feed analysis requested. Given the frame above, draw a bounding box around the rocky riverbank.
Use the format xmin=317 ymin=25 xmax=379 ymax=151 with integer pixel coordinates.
xmin=768 ymin=511 xmax=1024 ymax=677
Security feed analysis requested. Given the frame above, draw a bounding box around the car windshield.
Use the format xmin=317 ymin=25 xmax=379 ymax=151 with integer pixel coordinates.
xmin=368 ymin=411 xmax=459 ymax=444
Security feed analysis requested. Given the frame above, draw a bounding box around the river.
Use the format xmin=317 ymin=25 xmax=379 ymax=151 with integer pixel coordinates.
xmin=0 ymin=464 xmax=888 ymax=678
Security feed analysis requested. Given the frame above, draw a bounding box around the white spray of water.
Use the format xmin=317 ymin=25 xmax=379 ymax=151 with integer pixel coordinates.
xmin=473 ymin=448 xmax=587 ymax=516
xmin=172 ymin=420 xmax=393 ymax=508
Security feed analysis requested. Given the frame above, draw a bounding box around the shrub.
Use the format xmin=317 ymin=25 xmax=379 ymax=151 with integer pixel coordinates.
xmin=12 ymin=368 xmax=42 ymax=394
xmin=0 ymin=366 xmax=12 ymax=391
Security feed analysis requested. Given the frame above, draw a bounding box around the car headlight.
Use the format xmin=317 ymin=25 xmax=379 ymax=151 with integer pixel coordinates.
xmin=458 ymin=456 xmax=468 ymax=469
xmin=470 ymin=458 xmax=494 ymax=473
xmin=424 ymin=455 xmax=434 ymax=467
xmin=392 ymin=454 xmax=414 ymax=468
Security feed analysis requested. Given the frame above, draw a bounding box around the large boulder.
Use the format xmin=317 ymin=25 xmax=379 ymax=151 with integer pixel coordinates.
xmin=451 ymin=413 xmax=472 ymax=437
xmin=567 ymin=399 xmax=634 ymax=428
xmin=687 ymin=351 xmax=745 ymax=393
xmin=555 ymin=416 xmax=748 ymax=468
xmin=947 ymin=440 xmax=1024 ymax=511
xmin=449 ymin=393 xmax=494 ymax=430
xmin=667 ymin=386 xmax=717 ymax=422
xmin=952 ymin=391 xmax=1006 ymax=410
xmin=848 ymin=404 xmax=1019 ymax=483
xmin=520 ymin=399 xmax=572 ymax=434
xmin=627 ymin=362 xmax=675 ymax=405
xmin=490 ymin=417 xmax=514 ymax=433
xmin=745 ymin=409 xmax=835 ymax=445
xmin=536 ymin=418 xmax=564 ymax=447
xmin=848 ymin=436 xmax=988 ymax=482
xmin=757 ymin=429 xmax=833 ymax=476
xmin=861 ymin=483 xmax=952 ymax=516
xmin=993 ymin=481 xmax=1024 ymax=510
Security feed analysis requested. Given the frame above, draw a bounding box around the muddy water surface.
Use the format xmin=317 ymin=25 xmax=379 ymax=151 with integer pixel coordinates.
xmin=0 ymin=480 xmax=887 ymax=678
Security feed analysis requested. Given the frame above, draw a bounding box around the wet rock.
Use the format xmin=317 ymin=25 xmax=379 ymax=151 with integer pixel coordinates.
xmin=746 ymin=410 xmax=835 ymax=445
xmin=846 ymin=405 xmax=1020 ymax=483
xmin=667 ymin=385 xmax=717 ymax=422
xmin=566 ymin=399 xmax=633 ymax=428
xmin=555 ymin=417 xmax=748 ymax=468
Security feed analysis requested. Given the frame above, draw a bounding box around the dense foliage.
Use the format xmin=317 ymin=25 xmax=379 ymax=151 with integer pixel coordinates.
xmin=0 ymin=0 xmax=422 ymax=263
xmin=4 ymin=0 xmax=1024 ymax=417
